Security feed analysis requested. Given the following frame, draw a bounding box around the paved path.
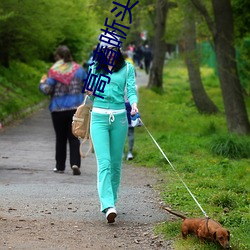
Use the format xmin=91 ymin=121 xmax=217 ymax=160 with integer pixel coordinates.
xmin=0 ymin=71 xmax=174 ymax=249
xmin=0 ymin=68 xmax=153 ymax=223
xmin=135 ymin=68 xmax=149 ymax=88
xmin=0 ymin=107 xmax=164 ymax=224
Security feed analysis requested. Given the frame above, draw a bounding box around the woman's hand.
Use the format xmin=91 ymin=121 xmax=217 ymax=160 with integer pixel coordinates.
xmin=40 ymin=74 xmax=47 ymax=84
xmin=131 ymin=103 xmax=138 ymax=116
xmin=86 ymin=90 xmax=93 ymax=96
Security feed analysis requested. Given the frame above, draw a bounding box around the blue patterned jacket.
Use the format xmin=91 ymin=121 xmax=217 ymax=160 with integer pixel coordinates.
xmin=39 ymin=67 xmax=87 ymax=112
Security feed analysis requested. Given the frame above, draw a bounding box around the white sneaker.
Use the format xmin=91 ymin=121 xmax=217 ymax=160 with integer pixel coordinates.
xmin=105 ymin=207 xmax=117 ymax=223
xmin=53 ymin=168 xmax=64 ymax=173
xmin=72 ymin=165 xmax=81 ymax=175
xmin=127 ymin=152 xmax=133 ymax=160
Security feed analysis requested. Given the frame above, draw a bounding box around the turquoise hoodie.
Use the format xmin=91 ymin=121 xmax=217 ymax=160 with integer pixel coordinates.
xmin=88 ymin=62 xmax=138 ymax=110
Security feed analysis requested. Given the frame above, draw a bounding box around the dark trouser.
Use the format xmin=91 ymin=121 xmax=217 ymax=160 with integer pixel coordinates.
xmin=125 ymin=102 xmax=134 ymax=153
xmin=128 ymin=127 xmax=134 ymax=152
xmin=144 ymin=59 xmax=151 ymax=74
xmin=51 ymin=110 xmax=80 ymax=171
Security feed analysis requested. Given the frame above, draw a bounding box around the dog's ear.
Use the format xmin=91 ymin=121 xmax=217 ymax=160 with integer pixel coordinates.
xmin=213 ymin=231 xmax=217 ymax=240
xmin=227 ymin=230 xmax=230 ymax=241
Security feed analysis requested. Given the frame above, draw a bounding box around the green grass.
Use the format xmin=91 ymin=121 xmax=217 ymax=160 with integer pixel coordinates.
xmin=0 ymin=60 xmax=50 ymax=123
xmin=129 ymin=58 xmax=250 ymax=250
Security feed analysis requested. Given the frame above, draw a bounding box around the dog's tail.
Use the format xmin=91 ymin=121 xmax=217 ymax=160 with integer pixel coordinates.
xmin=162 ymin=206 xmax=187 ymax=220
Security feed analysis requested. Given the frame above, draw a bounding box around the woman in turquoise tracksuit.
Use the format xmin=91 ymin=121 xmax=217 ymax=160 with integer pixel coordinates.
xmin=86 ymin=35 xmax=138 ymax=223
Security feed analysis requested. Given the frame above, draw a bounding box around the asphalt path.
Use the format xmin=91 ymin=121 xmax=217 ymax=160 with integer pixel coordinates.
xmin=0 ymin=106 xmax=165 ymax=223
xmin=0 ymin=69 xmax=172 ymax=249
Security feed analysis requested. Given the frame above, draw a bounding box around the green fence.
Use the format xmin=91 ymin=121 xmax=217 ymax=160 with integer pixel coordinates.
xmin=199 ymin=39 xmax=250 ymax=95
xmin=198 ymin=41 xmax=217 ymax=74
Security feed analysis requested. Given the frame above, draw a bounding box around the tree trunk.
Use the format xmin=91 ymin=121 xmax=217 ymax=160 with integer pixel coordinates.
xmin=212 ymin=0 xmax=250 ymax=134
xmin=148 ymin=0 xmax=169 ymax=89
xmin=184 ymin=5 xmax=218 ymax=114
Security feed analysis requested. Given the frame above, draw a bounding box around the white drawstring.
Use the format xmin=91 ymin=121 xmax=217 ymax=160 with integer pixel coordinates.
xmin=92 ymin=107 xmax=125 ymax=125
xmin=109 ymin=112 xmax=115 ymax=124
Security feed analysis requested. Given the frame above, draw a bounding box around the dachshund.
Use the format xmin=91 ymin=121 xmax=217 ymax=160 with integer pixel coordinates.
xmin=162 ymin=207 xmax=231 ymax=249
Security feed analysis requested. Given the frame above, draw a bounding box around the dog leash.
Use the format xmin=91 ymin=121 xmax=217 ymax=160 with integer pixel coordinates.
xmin=139 ymin=118 xmax=209 ymax=218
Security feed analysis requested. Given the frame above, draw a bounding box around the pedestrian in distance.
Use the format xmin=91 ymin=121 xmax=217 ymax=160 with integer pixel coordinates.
xmin=39 ymin=45 xmax=87 ymax=175
xmin=143 ymin=44 xmax=152 ymax=74
xmin=86 ymin=33 xmax=139 ymax=223
xmin=134 ymin=44 xmax=144 ymax=69
xmin=122 ymin=51 xmax=138 ymax=161
xmin=125 ymin=101 xmax=135 ymax=160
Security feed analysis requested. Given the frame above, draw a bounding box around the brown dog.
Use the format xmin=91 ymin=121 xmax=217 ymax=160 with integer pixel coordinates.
xmin=163 ymin=207 xmax=231 ymax=249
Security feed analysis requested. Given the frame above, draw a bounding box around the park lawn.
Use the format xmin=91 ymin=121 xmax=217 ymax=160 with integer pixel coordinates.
xmin=129 ymin=58 xmax=250 ymax=250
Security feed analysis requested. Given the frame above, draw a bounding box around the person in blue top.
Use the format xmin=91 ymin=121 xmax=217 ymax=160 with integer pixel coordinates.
xmin=86 ymin=33 xmax=138 ymax=223
xmin=39 ymin=45 xmax=87 ymax=176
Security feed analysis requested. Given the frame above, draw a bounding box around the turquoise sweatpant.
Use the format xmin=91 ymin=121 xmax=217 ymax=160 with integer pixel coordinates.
xmin=90 ymin=111 xmax=128 ymax=212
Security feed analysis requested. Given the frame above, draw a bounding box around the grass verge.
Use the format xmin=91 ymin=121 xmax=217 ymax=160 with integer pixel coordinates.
xmin=0 ymin=60 xmax=50 ymax=125
xmin=128 ymin=58 xmax=250 ymax=250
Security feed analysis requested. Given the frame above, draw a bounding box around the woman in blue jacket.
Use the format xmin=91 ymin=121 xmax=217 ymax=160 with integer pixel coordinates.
xmin=39 ymin=45 xmax=87 ymax=175
xmin=86 ymin=34 xmax=138 ymax=223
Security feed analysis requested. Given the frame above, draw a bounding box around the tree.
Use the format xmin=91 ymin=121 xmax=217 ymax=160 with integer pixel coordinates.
xmin=232 ymin=0 xmax=250 ymax=40
xmin=0 ymin=0 xmax=58 ymax=66
xmin=184 ymin=1 xmax=218 ymax=114
xmin=0 ymin=0 xmax=96 ymax=66
xmin=127 ymin=0 xmax=156 ymax=47
xmin=232 ymin=0 xmax=250 ymax=96
xmin=190 ymin=0 xmax=250 ymax=134
xmin=148 ymin=0 xmax=177 ymax=89
xmin=91 ymin=0 xmax=150 ymax=49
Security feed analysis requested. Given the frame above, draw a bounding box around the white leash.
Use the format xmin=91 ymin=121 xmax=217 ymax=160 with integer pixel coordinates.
xmin=139 ymin=118 xmax=209 ymax=218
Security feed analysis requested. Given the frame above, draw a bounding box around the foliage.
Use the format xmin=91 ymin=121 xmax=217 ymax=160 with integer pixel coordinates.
xmin=0 ymin=60 xmax=49 ymax=122
xmin=0 ymin=0 xmax=98 ymax=66
xmin=236 ymin=37 xmax=250 ymax=95
xmin=165 ymin=1 xmax=184 ymax=44
xmin=232 ymin=0 xmax=250 ymax=39
xmin=91 ymin=0 xmax=154 ymax=48
xmin=232 ymin=0 xmax=250 ymax=95
xmin=124 ymin=0 xmax=155 ymax=48
xmin=210 ymin=134 xmax=250 ymax=159
xmin=164 ymin=0 xmax=213 ymax=45
xmin=128 ymin=58 xmax=250 ymax=249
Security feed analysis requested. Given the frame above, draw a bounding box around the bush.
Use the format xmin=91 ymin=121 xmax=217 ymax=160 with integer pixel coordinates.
xmin=0 ymin=60 xmax=49 ymax=122
xmin=210 ymin=191 xmax=237 ymax=209
xmin=210 ymin=135 xmax=250 ymax=159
